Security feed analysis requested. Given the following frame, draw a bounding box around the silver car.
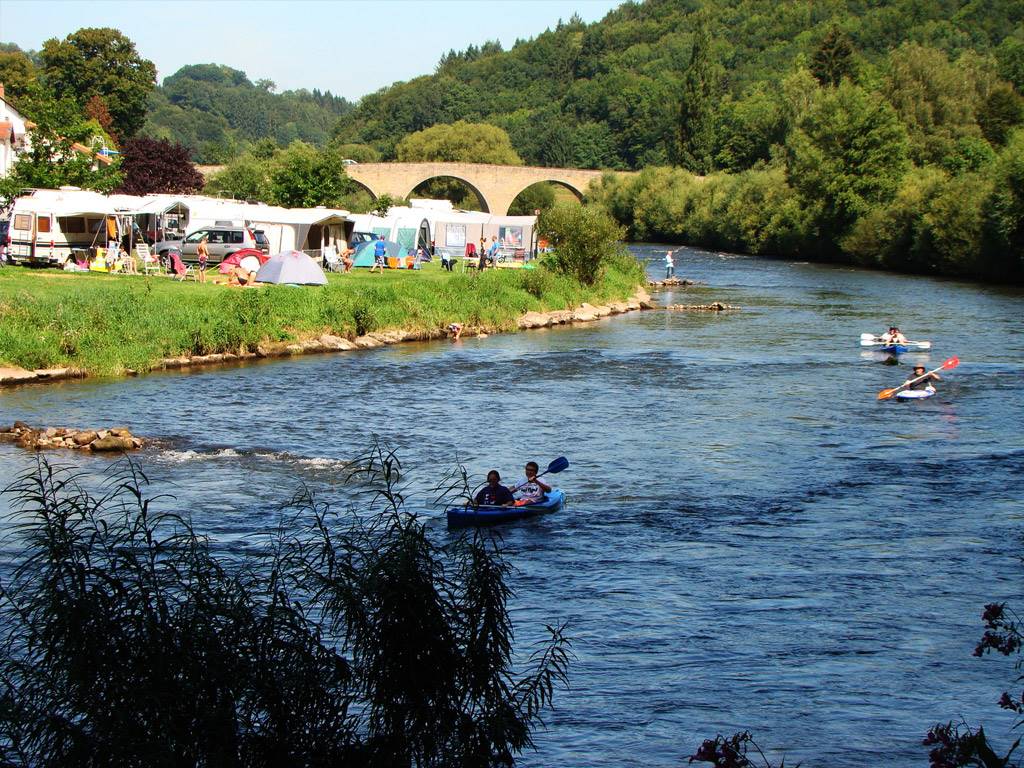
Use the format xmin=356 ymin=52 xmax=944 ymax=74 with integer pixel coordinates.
xmin=155 ymin=227 xmax=270 ymax=264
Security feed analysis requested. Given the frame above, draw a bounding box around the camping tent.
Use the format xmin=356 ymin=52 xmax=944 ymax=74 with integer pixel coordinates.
xmin=351 ymin=240 xmax=410 ymax=268
xmin=254 ymin=250 xmax=327 ymax=286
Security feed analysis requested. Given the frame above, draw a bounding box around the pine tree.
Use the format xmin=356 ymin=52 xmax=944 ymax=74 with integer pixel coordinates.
xmin=811 ymin=25 xmax=856 ymax=88
xmin=677 ymin=23 xmax=720 ymax=174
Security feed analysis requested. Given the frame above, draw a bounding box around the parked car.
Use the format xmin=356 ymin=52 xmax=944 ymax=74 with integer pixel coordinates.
xmin=153 ymin=226 xmax=270 ymax=264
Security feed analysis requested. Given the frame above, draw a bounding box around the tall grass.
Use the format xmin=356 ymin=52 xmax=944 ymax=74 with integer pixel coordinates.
xmin=0 ymin=259 xmax=643 ymax=375
xmin=0 ymin=450 xmax=572 ymax=766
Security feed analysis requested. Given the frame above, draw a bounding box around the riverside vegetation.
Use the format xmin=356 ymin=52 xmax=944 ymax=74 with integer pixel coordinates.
xmin=0 ymin=205 xmax=644 ymax=377
xmin=0 ymin=448 xmax=572 ymax=766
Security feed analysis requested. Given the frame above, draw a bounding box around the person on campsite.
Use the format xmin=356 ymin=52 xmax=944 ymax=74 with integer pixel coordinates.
xmin=370 ymin=239 xmax=387 ymax=274
xmin=475 ymin=470 xmax=515 ymax=507
xmin=120 ymin=245 xmax=138 ymax=275
xmin=511 ymin=461 xmax=553 ymax=507
xmin=665 ymin=249 xmax=675 ymax=279
xmin=486 ymin=236 xmax=500 ymax=267
xmin=196 ymin=236 xmax=209 ymax=283
xmin=903 ymin=364 xmax=940 ymax=392
xmin=341 ymin=247 xmax=354 ymax=273
xmin=478 ymin=237 xmax=488 ymax=269
xmin=441 ymin=249 xmax=455 ymax=271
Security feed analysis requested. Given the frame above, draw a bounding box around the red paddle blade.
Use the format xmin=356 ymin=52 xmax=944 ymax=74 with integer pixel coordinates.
xmin=942 ymin=356 xmax=960 ymax=370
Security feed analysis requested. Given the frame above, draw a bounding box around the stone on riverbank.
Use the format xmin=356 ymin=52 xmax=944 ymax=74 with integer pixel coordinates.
xmin=649 ymin=276 xmax=705 ymax=288
xmin=666 ymin=302 xmax=740 ymax=312
xmin=0 ymin=423 xmax=144 ymax=452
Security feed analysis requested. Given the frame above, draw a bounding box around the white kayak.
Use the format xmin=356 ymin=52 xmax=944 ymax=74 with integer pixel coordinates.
xmin=895 ymin=387 xmax=936 ymax=400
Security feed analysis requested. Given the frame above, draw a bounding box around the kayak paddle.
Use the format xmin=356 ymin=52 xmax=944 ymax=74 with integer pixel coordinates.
xmin=877 ymin=356 xmax=959 ymax=400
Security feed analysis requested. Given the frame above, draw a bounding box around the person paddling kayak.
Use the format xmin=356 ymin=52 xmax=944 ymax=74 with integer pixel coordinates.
xmin=904 ymin=363 xmax=941 ymax=392
xmin=475 ymin=470 xmax=515 ymax=507
xmin=512 ymin=460 xmax=553 ymax=507
xmin=882 ymin=326 xmax=908 ymax=345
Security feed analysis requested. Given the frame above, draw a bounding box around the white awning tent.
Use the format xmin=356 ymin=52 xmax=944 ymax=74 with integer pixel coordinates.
xmin=10 ymin=189 xmax=356 ymax=256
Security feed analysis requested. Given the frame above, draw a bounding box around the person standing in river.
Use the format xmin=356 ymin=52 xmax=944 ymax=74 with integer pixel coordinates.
xmin=665 ymin=249 xmax=675 ymax=279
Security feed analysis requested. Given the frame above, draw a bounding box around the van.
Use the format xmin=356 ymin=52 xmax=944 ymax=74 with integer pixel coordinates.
xmin=7 ymin=207 xmax=119 ymax=266
xmin=154 ymin=226 xmax=270 ymax=264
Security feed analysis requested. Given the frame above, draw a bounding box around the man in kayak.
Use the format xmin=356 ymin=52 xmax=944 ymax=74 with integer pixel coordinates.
xmin=903 ymin=364 xmax=941 ymax=391
xmin=882 ymin=326 xmax=908 ymax=344
xmin=512 ymin=461 xmax=553 ymax=507
xmin=475 ymin=470 xmax=515 ymax=507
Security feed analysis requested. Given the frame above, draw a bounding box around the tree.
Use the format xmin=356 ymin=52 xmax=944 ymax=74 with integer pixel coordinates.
xmin=205 ymin=153 xmax=273 ymax=202
xmin=395 ymin=121 xmax=522 ymax=164
xmin=883 ymin=43 xmax=987 ymax=165
xmin=0 ymin=50 xmax=37 ymax=101
xmin=810 ymin=25 xmax=856 ymax=87
xmin=116 ymin=137 xmax=204 ymax=195
xmin=40 ymin=27 xmax=156 ymax=139
xmin=677 ymin=23 xmax=721 ymax=174
xmin=0 ymin=87 xmax=121 ymax=206
xmin=786 ymin=81 xmax=909 ymax=249
xmin=977 ymin=83 xmax=1024 ymax=147
xmin=269 ymin=142 xmax=354 ymax=207
xmin=984 ymin=130 xmax=1024 ymax=280
xmin=83 ymin=94 xmax=115 ymax=139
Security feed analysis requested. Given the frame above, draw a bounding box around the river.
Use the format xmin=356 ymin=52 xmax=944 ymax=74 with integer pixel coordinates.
xmin=1 ymin=245 xmax=1022 ymax=766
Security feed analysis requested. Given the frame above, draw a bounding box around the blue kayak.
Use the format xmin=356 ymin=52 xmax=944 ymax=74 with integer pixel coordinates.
xmin=446 ymin=489 xmax=565 ymax=528
xmin=880 ymin=344 xmax=908 ymax=355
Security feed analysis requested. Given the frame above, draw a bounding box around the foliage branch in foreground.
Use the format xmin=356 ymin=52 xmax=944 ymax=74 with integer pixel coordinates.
xmin=0 ymin=449 xmax=571 ymax=766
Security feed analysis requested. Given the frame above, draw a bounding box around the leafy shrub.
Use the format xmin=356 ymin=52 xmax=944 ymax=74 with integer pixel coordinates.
xmin=539 ymin=203 xmax=628 ymax=286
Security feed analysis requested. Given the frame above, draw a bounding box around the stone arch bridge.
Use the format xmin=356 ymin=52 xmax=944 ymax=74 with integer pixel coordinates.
xmin=345 ymin=162 xmax=628 ymax=215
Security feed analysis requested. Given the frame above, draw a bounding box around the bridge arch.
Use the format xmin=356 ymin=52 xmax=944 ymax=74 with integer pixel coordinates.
xmin=346 ymin=177 xmax=379 ymax=201
xmin=509 ymin=178 xmax=589 ymax=204
xmin=405 ymin=174 xmax=491 ymax=213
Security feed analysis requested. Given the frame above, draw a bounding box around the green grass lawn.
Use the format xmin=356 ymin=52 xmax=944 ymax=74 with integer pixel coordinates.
xmin=0 ymin=258 xmax=643 ymax=376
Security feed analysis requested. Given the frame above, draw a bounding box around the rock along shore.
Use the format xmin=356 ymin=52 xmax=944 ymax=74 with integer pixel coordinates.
xmin=1 ymin=422 xmax=143 ymax=452
xmin=0 ymin=288 xmax=655 ymax=386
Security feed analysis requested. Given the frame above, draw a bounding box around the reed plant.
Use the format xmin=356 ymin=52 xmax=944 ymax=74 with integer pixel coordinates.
xmin=0 ymin=448 xmax=572 ymax=767
xmin=0 ymin=258 xmax=643 ymax=376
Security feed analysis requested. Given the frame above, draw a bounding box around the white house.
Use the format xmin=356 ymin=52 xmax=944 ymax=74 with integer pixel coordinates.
xmin=0 ymin=83 xmax=32 ymax=178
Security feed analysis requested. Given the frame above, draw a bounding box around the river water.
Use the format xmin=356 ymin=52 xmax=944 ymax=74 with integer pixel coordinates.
xmin=1 ymin=245 xmax=1022 ymax=766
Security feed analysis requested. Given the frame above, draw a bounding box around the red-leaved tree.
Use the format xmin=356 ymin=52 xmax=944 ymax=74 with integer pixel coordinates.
xmin=117 ymin=136 xmax=204 ymax=195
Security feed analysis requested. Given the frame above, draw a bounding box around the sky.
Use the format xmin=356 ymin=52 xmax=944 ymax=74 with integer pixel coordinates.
xmin=0 ymin=0 xmax=622 ymax=101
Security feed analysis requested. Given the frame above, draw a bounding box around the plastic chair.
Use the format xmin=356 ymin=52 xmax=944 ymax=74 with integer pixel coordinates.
xmin=136 ymin=243 xmax=162 ymax=275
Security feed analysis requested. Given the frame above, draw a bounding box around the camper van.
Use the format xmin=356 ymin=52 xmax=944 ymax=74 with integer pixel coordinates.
xmin=6 ymin=189 xmax=123 ymax=266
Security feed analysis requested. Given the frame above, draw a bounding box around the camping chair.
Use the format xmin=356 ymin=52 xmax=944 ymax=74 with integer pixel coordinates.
xmin=136 ymin=243 xmax=162 ymax=275
xmin=323 ymin=245 xmax=344 ymax=273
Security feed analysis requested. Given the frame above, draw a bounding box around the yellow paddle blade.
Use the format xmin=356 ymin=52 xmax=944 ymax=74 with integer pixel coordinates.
xmin=877 ymin=387 xmax=898 ymax=400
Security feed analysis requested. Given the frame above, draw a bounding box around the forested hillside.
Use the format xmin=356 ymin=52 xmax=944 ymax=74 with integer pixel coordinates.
xmin=142 ymin=64 xmax=354 ymax=163
xmin=331 ymin=0 xmax=1024 ymax=170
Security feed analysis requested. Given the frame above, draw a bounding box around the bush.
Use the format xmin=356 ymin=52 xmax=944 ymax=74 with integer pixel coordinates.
xmin=538 ymin=203 xmax=628 ymax=286
xmin=0 ymin=452 xmax=572 ymax=766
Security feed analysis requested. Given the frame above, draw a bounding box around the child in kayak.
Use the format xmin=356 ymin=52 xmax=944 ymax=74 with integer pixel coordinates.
xmin=512 ymin=461 xmax=553 ymax=506
xmin=475 ymin=470 xmax=515 ymax=507
xmin=903 ymin=364 xmax=940 ymax=391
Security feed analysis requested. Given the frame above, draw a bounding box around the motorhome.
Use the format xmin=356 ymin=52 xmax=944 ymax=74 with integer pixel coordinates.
xmin=6 ymin=188 xmax=126 ymax=266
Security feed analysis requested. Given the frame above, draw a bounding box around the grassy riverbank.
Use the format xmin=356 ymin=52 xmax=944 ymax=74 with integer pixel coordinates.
xmin=0 ymin=257 xmax=644 ymax=376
